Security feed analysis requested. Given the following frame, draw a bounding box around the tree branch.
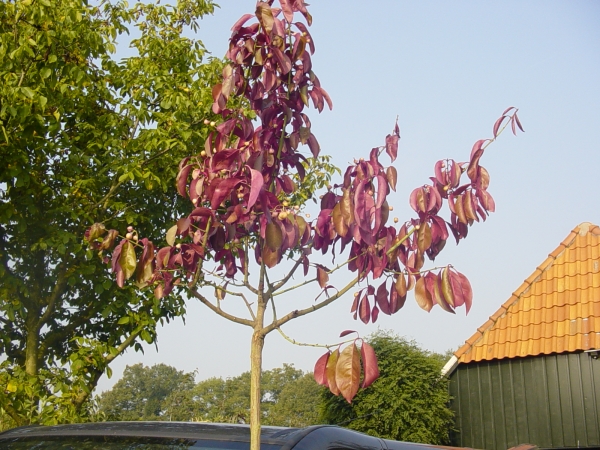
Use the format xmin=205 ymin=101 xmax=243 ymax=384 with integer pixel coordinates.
xmin=0 ymin=393 xmax=24 ymax=426
xmin=72 ymin=327 xmax=143 ymax=409
xmin=188 ymin=288 xmax=254 ymax=327
xmin=271 ymin=256 xmax=303 ymax=292
xmin=264 ymin=273 xmax=360 ymax=334
xmin=36 ymin=264 xmax=69 ymax=331
xmin=243 ymin=238 xmax=259 ymax=295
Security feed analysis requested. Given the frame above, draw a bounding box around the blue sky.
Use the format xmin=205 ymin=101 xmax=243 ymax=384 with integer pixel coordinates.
xmin=98 ymin=0 xmax=600 ymax=391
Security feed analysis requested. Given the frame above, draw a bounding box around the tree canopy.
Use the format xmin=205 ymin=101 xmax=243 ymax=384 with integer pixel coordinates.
xmin=320 ymin=332 xmax=454 ymax=445
xmin=0 ymin=0 xmax=225 ymax=426
xmin=97 ymin=363 xmax=321 ymax=427
xmin=98 ymin=363 xmax=195 ymax=421
xmin=86 ymin=1 xmax=522 ymax=448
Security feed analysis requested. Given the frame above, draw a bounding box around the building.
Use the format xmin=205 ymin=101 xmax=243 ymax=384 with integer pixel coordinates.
xmin=443 ymin=222 xmax=600 ymax=449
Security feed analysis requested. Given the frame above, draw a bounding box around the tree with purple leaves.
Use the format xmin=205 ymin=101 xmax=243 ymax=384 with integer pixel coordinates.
xmin=86 ymin=1 xmax=523 ymax=448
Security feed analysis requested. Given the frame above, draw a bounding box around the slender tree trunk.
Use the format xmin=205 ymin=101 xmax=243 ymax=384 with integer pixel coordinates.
xmin=249 ymin=329 xmax=265 ymax=450
xmin=25 ymin=315 xmax=39 ymax=376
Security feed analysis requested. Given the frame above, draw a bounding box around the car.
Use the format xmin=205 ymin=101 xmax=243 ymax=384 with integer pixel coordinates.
xmin=0 ymin=421 xmax=466 ymax=449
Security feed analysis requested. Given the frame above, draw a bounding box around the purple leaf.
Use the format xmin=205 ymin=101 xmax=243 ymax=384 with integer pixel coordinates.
xmin=385 ymin=134 xmax=399 ymax=162
xmin=231 ymin=13 xmax=254 ymax=32
xmin=247 ymin=166 xmax=263 ymax=209
xmin=339 ymin=330 xmax=357 ymax=338
xmin=361 ymin=342 xmax=380 ymax=388
xmin=208 ymin=178 xmax=242 ymax=211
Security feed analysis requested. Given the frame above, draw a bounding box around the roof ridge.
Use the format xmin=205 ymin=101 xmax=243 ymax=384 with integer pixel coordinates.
xmin=453 ymin=222 xmax=599 ymax=361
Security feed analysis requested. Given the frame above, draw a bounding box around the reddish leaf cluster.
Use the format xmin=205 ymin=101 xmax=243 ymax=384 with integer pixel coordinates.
xmin=314 ymin=332 xmax=379 ymax=403
xmin=85 ymin=0 xmax=523 ymax=402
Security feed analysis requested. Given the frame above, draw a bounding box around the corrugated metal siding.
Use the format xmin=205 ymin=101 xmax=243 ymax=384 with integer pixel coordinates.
xmin=449 ymin=352 xmax=600 ymax=449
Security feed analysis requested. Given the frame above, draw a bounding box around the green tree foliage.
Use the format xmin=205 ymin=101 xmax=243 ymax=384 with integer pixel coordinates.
xmin=264 ymin=373 xmax=322 ymax=427
xmin=165 ymin=364 xmax=321 ymax=425
xmin=100 ymin=363 xmax=322 ymax=426
xmin=98 ymin=364 xmax=195 ymax=421
xmin=0 ymin=0 xmax=225 ymax=426
xmin=320 ymin=332 xmax=454 ymax=445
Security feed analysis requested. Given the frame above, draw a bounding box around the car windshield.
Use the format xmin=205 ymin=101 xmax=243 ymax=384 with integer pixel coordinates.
xmin=0 ymin=436 xmax=282 ymax=450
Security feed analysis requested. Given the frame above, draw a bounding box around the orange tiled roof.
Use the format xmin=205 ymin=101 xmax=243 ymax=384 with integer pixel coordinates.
xmin=455 ymin=222 xmax=600 ymax=364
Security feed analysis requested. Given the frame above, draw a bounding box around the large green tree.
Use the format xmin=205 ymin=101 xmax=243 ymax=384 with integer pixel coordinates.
xmin=100 ymin=363 xmax=322 ymax=425
xmin=97 ymin=363 xmax=195 ymax=421
xmin=0 ymin=0 xmax=225 ymax=426
xmin=320 ymin=332 xmax=454 ymax=445
xmin=163 ymin=364 xmax=321 ymax=425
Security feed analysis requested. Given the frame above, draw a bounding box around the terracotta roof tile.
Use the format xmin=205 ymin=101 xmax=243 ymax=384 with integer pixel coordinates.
xmin=455 ymin=222 xmax=600 ymax=364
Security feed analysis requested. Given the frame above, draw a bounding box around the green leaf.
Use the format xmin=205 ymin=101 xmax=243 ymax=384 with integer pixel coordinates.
xmin=7 ymin=380 xmax=18 ymax=393
xmin=119 ymin=241 xmax=137 ymax=280
xmin=117 ymin=316 xmax=130 ymax=325
xmin=21 ymin=87 xmax=34 ymax=99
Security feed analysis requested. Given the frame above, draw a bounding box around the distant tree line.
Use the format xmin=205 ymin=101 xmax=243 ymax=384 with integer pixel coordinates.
xmin=94 ymin=332 xmax=456 ymax=445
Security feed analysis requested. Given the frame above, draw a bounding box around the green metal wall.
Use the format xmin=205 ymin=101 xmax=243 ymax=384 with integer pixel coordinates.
xmin=448 ymin=352 xmax=600 ymax=449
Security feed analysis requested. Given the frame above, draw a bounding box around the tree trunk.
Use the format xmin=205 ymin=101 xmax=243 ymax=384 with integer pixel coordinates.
xmin=249 ymin=329 xmax=265 ymax=450
xmin=25 ymin=315 xmax=40 ymax=377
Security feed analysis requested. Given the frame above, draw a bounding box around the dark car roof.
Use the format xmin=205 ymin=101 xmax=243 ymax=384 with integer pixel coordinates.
xmin=0 ymin=421 xmax=469 ymax=450
xmin=0 ymin=421 xmax=309 ymax=446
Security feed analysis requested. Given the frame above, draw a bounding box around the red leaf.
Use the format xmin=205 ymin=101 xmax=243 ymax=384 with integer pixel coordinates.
xmin=320 ymin=87 xmax=333 ymax=110
xmin=339 ymin=330 xmax=356 ymax=338
xmin=335 ymin=344 xmax=361 ymax=403
xmin=415 ymin=276 xmax=433 ymax=312
xmin=231 ymin=13 xmax=253 ymax=32
xmin=176 ymin=165 xmax=192 ymax=198
xmin=440 ymin=267 xmax=455 ymax=307
xmin=326 ymin=349 xmax=340 ymax=396
xmin=279 ymin=0 xmax=293 ymax=22
xmin=431 ymin=272 xmax=454 ymax=314
xmin=272 ymin=47 xmax=292 ymax=74
xmin=266 ymin=222 xmax=283 ymax=251
xmin=317 ymin=265 xmax=329 ymax=288
xmin=376 ymin=282 xmax=391 ymax=315
xmin=361 ymin=342 xmax=380 ymax=388
xmin=307 ymin=133 xmax=320 ymax=157
xmin=386 ymin=166 xmax=398 ymax=191
xmin=371 ymin=305 xmax=379 ymax=323
xmin=247 ymin=166 xmax=263 ymax=209
xmin=359 ymin=295 xmax=371 ymax=324
xmin=135 ymin=239 xmax=155 ymax=285
xmin=385 ymin=133 xmax=399 ymax=162
xmin=208 ymin=178 xmax=241 ymax=210
xmin=456 ymin=271 xmax=473 ymax=314
xmin=314 ymin=352 xmax=330 ymax=386
xmin=255 ymin=2 xmax=274 ymax=34
xmin=492 ymin=115 xmax=507 ymax=138
xmin=514 ymin=113 xmax=524 ymax=132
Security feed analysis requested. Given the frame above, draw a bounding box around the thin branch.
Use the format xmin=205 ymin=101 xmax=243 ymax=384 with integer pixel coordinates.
xmin=275 ymin=326 xmax=356 ymax=349
xmin=243 ymin=238 xmax=259 ymax=295
xmin=72 ymin=327 xmax=143 ymax=409
xmin=0 ymin=394 xmax=23 ymax=426
xmin=188 ymin=288 xmax=254 ymax=327
xmin=386 ymin=225 xmax=417 ymax=257
xmin=273 ymin=250 xmax=365 ymax=297
xmin=105 ymin=328 xmax=142 ymax=365
xmin=257 ymin=258 xmax=266 ymax=301
xmin=36 ymin=264 xmax=69 ymax=331
xmin=264 ymin=273 xmax=360 ymax=334
xmin=271 ymin=256 xmax=303 ymax=292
